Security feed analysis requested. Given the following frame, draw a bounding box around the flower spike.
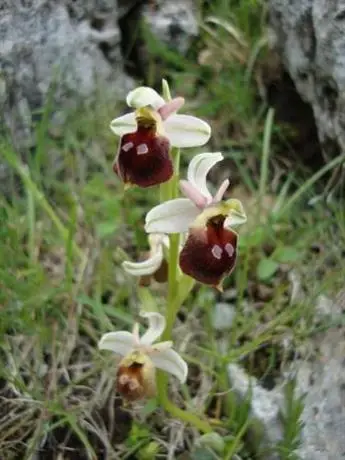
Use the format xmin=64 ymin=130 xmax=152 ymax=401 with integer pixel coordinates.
xmin=98 ymin=312 xmax=188 ymax=401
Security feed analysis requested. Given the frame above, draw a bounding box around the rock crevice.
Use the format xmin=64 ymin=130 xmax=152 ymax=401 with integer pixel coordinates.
xmin=269 ymin=0 xmax=345 ymax=159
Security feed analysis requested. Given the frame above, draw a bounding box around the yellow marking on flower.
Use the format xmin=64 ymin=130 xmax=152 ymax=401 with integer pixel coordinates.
xmin=191 ymin=199 xmax=246 ymax=229
xmin=135 ymin=106 xmax=163 ymax=132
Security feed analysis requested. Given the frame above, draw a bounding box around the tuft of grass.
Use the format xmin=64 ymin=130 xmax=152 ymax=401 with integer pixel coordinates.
xmin=277 ymin=379 xmax=305 ymax=459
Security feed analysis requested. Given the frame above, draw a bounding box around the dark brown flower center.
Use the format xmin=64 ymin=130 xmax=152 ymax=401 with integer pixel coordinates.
xmin=117 ymin=361 xmax=144 ymax=401
xmin=113 ymin=126 xmax=173 ymax=187
xmin=179 ymin=213 xmax=238 ymax=288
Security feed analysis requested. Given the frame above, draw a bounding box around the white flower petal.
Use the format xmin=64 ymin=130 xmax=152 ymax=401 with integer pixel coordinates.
xmin=187 ymin=152 xmax=224 ymax=200
xmin=122 ymin=249 xmax=163 ymax=277
xmin=164 ymin=114 xmax=211 ymax=148
xmin=139 ymin=311 xmax=166 ymax=345
xmin=145 ymin=198 xmax=200 ymax=234
xmin=126 ymin=86 xmax=165 ymax=110
xmin=151 ymin=340 xmax=173 ymax=351
xmin=98 ymin=331 xmax=135 ymax=356
xmin=148 ymin=233 xmax=165 ymax=250
xmin=110 ymin=112 xmax=136 ymax=136
xmin=150 ymin=347 xmax=188 ymax=383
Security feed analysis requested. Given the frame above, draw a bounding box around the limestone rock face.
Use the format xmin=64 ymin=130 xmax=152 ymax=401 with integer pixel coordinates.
xmin=293 ymin=328 xmax=345 ymax=460
xmin=0 ymin=1 xmax=131 ymax=149
xmin=0 ymin=0 xmax=198 ymax=150
xmin=143 ymin=0 xmax=198 ymax=54
xmin=269 ymin=0 xmax=345 ymax=158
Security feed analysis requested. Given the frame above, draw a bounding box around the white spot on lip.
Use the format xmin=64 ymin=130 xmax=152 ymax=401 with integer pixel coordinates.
xmin=137 ymin=143 xmax=149 ymax=155
xmin=225 ymin=243 xmax=234 ymax=257
xmin=118 ymin=374 xmax=129 ymax=385
xmin=129 ymin=379 xmax=140 ymax=391
xmin=122 ymin=142 xmax=134 ymax=152
xmin=211 ymin=245 xmax=223 ymax=260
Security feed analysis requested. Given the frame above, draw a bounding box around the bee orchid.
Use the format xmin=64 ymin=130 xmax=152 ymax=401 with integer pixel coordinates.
xmin=110 ymin=86 xmax=211 ymax=187
xmin=145 ymin=152 xmax=247 ymax=289
xmin=98 ymin=312 xmax=188 ymax=401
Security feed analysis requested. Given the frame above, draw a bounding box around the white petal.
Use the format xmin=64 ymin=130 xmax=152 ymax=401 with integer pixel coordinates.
xmin=145 ymin=199 xmax=200 ymax=234
xmin=150 ymin=347 xmax=188 ymax=383
xmin=122 ymin=249 xmax=163 ymax=276
xmin=148 ymin=233 xmax=165 ymax=250
xmin=126 ymin=86 xmax=165 ymax=110
xmin=187 ymin=152 xmax=224 ymax=200
xmin=98 ymin=331 xmax=135 ymax=356
xmin=110 ymin=112 xmax=136 ymax=136
xmin=223 ymin=199 xmax=247 ymax=228
xmin=139 ymin=312 xmax=166 ymax=345
xmin=151 ymin=341 xmax=173 ymax=351
xmin=164 ymin=114 xmax=211 ymax=148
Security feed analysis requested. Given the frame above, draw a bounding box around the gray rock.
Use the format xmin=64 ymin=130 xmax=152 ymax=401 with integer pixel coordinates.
xmin=269 ymin=0 xmax=345 ymax=158
xmin=212 ymin=302 xmax=236 ymax=330
xmin=291 ymin=328 xmax=345 ymax=460
xmin=227 ymin=292 xmax=345 ymax=459
xmin=0 ymin=0 xmax=131 ymax=149
xmin=0 ymin=0 xmax=199 ymax=151
xmin=315 ymin=294 xmax=343 ymax=320
xmin=143 ymin=0 xmax=198 ymax=54
xmin=227 ymin=363 xmax=283 ymax=459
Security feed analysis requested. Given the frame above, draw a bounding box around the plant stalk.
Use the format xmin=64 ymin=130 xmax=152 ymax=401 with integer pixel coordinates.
xmin=157 ymin=145 xmax=212 ymax=433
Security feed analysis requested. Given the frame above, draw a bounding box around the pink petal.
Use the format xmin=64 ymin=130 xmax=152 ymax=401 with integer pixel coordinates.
xmin=158 ymin=97 xmax=185 ymax=120
xmin=179 ymin=180 xmax=208 ymax=209
xmin=213 ymin=179 xmax=230 ymax=203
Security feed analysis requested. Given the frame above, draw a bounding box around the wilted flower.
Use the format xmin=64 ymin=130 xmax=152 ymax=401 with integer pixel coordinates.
xmin=145 ymin=152 xmax=247 ymax=289
xmin=98 ymin=311 xmax=188 ymax=401
xmin=110 ymin=86 xmax=211 ymax=187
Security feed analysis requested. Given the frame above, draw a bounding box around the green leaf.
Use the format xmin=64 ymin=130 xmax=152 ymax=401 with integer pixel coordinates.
xmin=191 ymin=447 xmax=217 ymax=460
xmin=138 ymin=288 xmax=158 ymax=313
xmin=96 ymin=220 xmax=118 ymax=239
xmin=141 ymin=398 xmax=158 ymax=417
xmin=198 ymin=432 xmax=225 ymax=454
xmin=239 ymin=226 xmax=266 ymax=249
xmin=257 ymin=258 xmax=279 ymax=281
xmin=272 ymin=246 xmax=302 ymax=263
xmin=138 ymin=441 xmax=160 ymax=460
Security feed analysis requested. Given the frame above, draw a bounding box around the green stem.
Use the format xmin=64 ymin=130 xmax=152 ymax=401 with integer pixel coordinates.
xmin=162 ymin=233 xmax=180 ymax=340
xmin=157 ymin=375 xmax=212 ymax=433
xmin=157 ymin=145 xmax=212 ymax=433
xmin=161 ymin=147 xmax=181 ymax=340
xmin=258 ymin=108 xmax=274 ymax=215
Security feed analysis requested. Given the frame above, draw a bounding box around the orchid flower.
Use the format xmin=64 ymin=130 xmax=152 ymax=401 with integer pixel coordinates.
xmin=110 ymin=86 xmax=211 ymax=188
xmin=145 ymin=152 xmax=247 ymax=289
xmin=98 ymin=311 xmax=188 ymax=401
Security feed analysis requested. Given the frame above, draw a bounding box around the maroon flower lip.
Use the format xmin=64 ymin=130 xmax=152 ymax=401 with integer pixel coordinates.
xmin=113 ymin=126 xmax=173 ymax=188
xmin=179 ymin=214 xmax=238 ymax=289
